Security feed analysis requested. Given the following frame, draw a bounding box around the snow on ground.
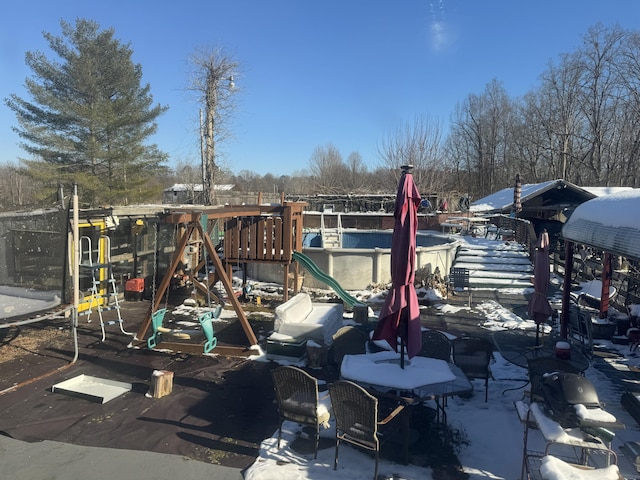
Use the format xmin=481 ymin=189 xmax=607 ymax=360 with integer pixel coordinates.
xmin=243 ymin=334 xmax=637 ymax=480
xmin=166 ymin=233 xmax=640 ymax=479
xmin=238 ymin=289 xmax=640 ymax=480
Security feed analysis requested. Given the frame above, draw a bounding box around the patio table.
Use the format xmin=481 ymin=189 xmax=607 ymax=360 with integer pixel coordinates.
xmin=492 ymin=329 xmax=591 ymax=372
xmin=340 ymin=350 xmax=473 ymax=464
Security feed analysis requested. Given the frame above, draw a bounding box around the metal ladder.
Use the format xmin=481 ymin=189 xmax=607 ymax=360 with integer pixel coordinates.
xmin=320 ymin=212 xmax=342 ymax=248
xmin=80 ymin=235 xmax=132 ymax=341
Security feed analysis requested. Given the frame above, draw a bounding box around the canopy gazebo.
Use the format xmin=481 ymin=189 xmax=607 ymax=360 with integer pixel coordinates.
xmin=559 ymin=190 xmax=640 ymax=336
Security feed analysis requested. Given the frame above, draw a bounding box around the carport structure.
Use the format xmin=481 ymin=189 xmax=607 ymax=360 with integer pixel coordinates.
xmin=559 ymin=190 xmax=640 ymax=337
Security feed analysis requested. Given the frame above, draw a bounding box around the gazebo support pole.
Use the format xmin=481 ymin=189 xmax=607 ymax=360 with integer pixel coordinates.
xmin=560 ymin=241 xmax=574 ymax=339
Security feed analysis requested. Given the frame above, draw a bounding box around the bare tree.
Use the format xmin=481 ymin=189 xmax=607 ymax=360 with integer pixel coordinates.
xmin=173 ymin=159 xmax=204 ymax=203
xmin=612 ymin=28 xmax=640 ymax=186
xmin=448 ymin=80 xmax=514 ymax=197
xmin=345 ymin=152 xmax=368 ymax=193
xmin=574 ymin=24 xmax=627 ymax=185
xmin=308 ymin=144 xmax=347 ymax=194
xmin=377 ymin=115 xmax=446 ymax=194
xmin=188 ymin=47 xmax=239 ymax=205
xmin=0 ymin=162 xmax=40 ymax=209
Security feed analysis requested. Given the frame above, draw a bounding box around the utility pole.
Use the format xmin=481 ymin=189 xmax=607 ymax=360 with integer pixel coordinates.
xmin=191 ymin=49 xmax=238 ymax=206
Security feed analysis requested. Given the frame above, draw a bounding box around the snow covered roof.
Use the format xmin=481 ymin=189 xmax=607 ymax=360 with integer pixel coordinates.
xmin=582 ymin=186 xmax=634 ymax=196
xmin=470 ymin=180 xmax=596 ymax=213
xmin=562 ymin=189 xmax=640 ymax=260
xmin=164 ymin=183 xmax=235 ymax=192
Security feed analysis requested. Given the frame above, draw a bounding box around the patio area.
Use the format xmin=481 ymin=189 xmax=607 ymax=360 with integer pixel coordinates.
xmin=0 ymin=299 xmax=280 ymax=470
xmin=3 ymin=282 xmax=640 ymax=479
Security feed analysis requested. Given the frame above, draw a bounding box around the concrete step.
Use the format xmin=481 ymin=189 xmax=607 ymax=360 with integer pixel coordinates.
xmin=460 ymin=242 xmax=527 ymax=251
xmin=454 ymin=261 xmax=533 ymax=272
xmin=470 ymin=277 xmax=533 ymax=288
xmin=455 ymin=255 xmax=531 ymax=265
xmin=458 ymin=249 xmax=530 ymax=259
xmin=453 ymin=242 xmax=534 ymax=289
xmin=468 ymin=270 xmax=532 ymax=280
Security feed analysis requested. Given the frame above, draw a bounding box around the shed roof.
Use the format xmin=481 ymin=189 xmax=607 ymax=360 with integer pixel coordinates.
xmin=164 ymin=183 xmax=235 ymax=192
xmin=470 ymin=179 xmax=596 ymax=213
xmin=561 ymin=189 xmax=640 ymax=261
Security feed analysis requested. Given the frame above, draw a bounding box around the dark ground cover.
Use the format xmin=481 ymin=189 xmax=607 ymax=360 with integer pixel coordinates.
xmin=0 ymin=290 xmax=528 ymax=478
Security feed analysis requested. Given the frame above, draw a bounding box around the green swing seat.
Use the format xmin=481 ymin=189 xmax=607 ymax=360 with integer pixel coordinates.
xmin=147 ymin=308 xmax=168 ymax=349
xmin=147 ymin=305 xmax=222 ymax=354
xmin=199 ymin=305 xmax=222 ymax=354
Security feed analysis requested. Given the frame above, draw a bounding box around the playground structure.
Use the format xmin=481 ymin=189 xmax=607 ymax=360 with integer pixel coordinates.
xmin=134 ymin=200 xmax=308 ymax=356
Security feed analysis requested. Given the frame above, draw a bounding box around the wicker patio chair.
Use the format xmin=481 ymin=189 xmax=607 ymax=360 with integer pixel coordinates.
xmin=270 ymin=366 xmax=330 ymax=459
xmin=452 ymin=336 xmax=494 ymax=402
xmin=418 ymin=329 xmax=452 ymax=361
xmin=331 ymin=326 xmax=367 ymax=367
xmin=328 ymin=380 xmax=404 ymax=480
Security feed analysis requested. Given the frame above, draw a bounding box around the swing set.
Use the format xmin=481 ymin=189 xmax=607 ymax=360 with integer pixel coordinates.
xmin=135 ymin=200 xmax=307 ymax=357
xmin=144 ymin=215 xmax=223 ymax=354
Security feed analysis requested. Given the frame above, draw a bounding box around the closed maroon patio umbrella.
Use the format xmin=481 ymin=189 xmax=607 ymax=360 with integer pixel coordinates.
xmin=372 ymin=165 xmax=422 ymax=367
xmin=528 ymin=229 xmax=554 ymax=344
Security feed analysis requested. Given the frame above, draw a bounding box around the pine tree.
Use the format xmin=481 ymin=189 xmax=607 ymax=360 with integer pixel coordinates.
xmin=5 ymin=18 xmax=169 ymax=206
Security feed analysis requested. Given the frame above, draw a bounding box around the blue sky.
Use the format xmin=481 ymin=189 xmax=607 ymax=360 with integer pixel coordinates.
xmin=2 ymin=1 xmax=640 ymax=177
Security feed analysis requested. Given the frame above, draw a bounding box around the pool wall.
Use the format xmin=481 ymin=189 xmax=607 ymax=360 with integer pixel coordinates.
xmin=247 ymin=231 xmax=461 ymax=291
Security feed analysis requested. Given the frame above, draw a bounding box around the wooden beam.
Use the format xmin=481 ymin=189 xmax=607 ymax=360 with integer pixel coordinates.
xmin=144 ymin=340 xmax=256 ymax=357
xmin=191 ymin=278 xmax=222 ymax=304
xmin=197 ymin=222 xmax=259 ymax=346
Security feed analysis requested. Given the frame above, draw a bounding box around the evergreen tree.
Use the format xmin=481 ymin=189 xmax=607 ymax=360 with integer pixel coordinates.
xmin=5 ymin=18 xmax=169 ymax=206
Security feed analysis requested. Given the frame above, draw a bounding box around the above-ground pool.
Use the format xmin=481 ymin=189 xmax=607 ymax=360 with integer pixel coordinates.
xmin=302 ymin=230 xmax=452 ymax=249
xmin=249 ymin=229 xmax=461 ymax=291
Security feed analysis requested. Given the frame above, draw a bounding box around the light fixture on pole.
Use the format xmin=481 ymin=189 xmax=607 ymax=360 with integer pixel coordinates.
xmin=200 ymin=72 xmax=237 ymax=205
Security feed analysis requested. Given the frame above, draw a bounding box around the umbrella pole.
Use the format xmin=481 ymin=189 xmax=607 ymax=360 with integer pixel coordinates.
xmin=400 ymin=310 xmax=408 ymax=369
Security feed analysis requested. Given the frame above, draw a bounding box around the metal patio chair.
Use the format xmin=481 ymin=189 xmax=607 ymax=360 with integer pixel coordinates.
xmin=526 ymin=356 xmax=581 ymax=402
xmin=452 ymin=336 xmax=493 ymax=402
xmin=418 ymin=329 xmax=452 ymax=362
xmin=448 ymin=267 xmax=471 ymax=307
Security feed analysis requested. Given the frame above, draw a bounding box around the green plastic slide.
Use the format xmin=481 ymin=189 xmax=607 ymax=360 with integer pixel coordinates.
xmin=291 ymin=251 xmax=365 ymax=308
